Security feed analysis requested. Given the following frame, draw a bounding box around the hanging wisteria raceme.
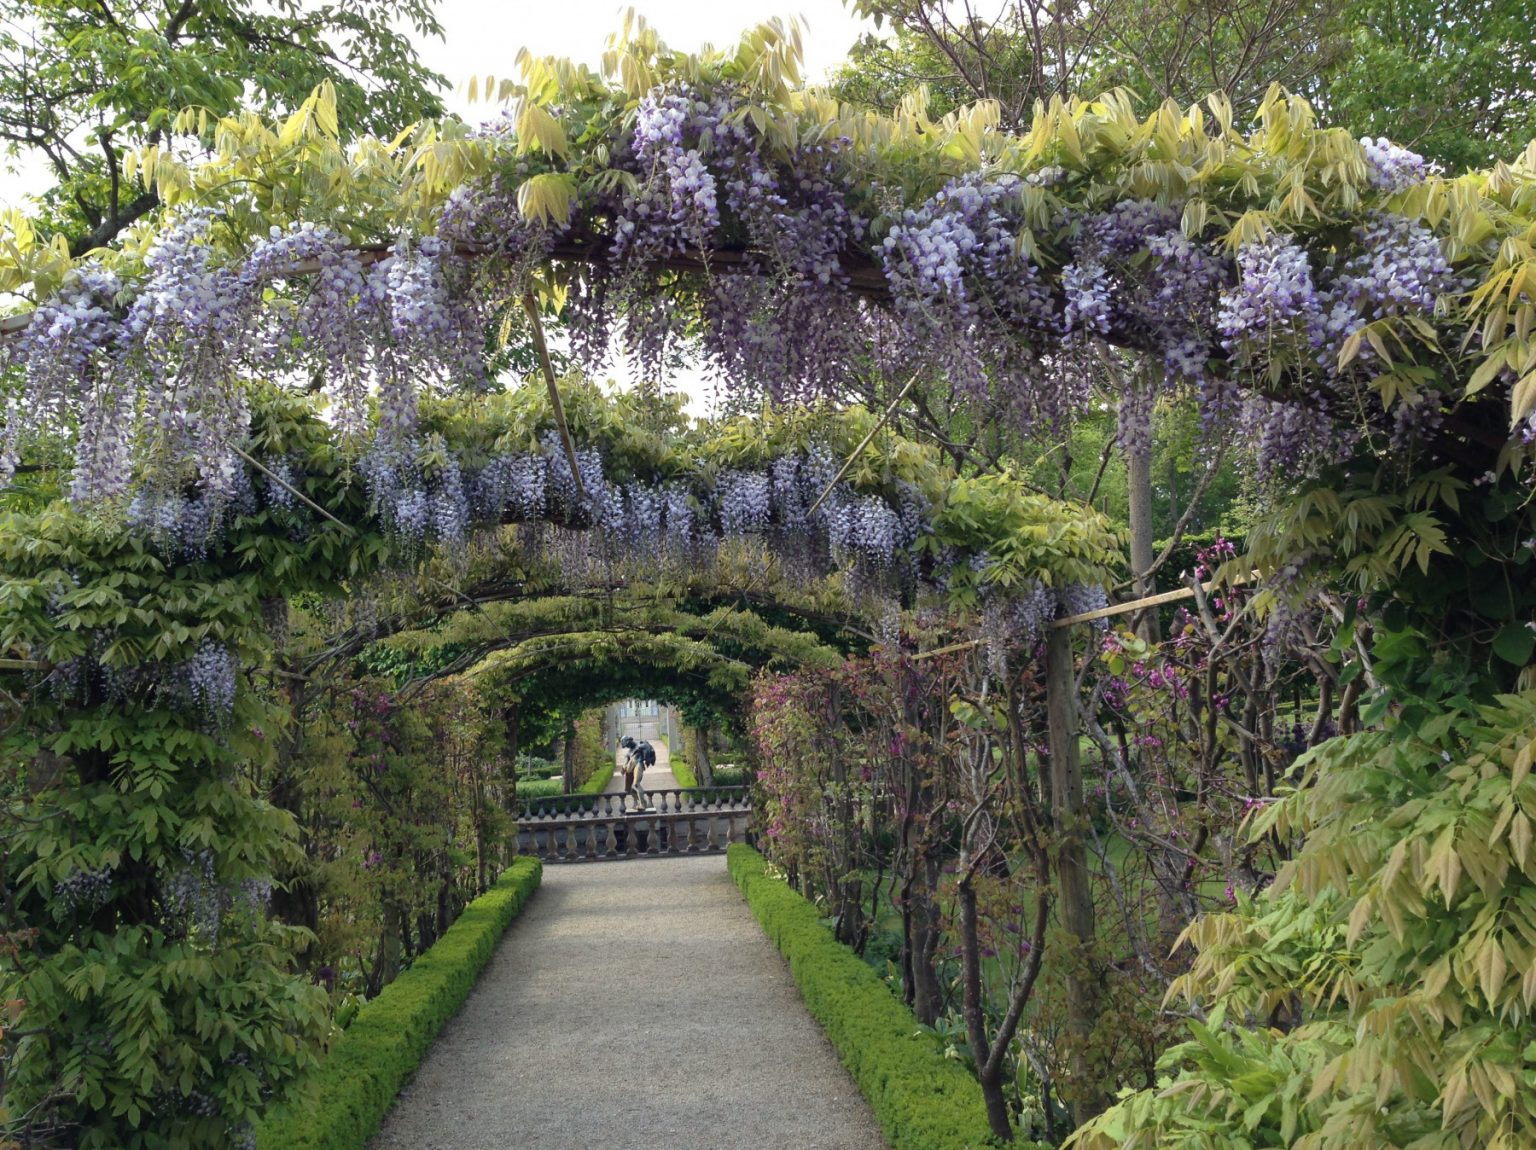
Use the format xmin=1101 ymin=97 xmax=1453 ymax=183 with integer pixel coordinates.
xmin=2 ymin=210 xmax=486 ymax=521
xmin=979 ymin=582 xmax=1057 ymax=677
xmin=1360 ymin=137 xmax=1431 ymax=194
xmin=0 ymin=63 xmax=1495 ymax=555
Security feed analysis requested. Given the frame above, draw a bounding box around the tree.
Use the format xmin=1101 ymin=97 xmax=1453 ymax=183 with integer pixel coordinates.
xmin=844 ymin=0 xmax=1536 ymax=172
xmin=1314 ymin=0 xmax=1536 ymax=170
xmin=840 ymin=0 xmax=1347 ymax=127
xmin=0 ymin=0 xmax=447 ymax=253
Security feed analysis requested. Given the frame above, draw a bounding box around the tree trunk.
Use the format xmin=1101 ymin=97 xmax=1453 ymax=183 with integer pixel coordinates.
xmin=1044 ymin=623 xmax=1105 ymax=1124
xmin=561 ymin=718 xmax=576 ymax=793
xmin=959 ymin=873 xmax=1015 ymax=1141
xmin=502 ymin=701 xmax=521 ymax=812
xmin=908 ymin=856 xmax=945 ymax=1025
xmin=693 ymin=724 xmax=715 ymax=786
xmin=1128 ymin=443 xmax=1161 ymax=643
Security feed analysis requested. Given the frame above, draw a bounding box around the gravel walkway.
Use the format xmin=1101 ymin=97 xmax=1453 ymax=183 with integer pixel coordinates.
xmin=367 ymin=855 xmax=889 ymax=1150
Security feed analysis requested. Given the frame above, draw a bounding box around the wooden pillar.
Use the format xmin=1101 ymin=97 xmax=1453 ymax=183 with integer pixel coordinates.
xmin=1044 ymin=622 xmax=1103 ymax=1122
xmin=1127 ymin=446 xmax=1161 ymax=644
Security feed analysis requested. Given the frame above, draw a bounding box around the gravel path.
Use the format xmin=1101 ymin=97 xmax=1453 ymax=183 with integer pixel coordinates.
xmin=367 ymin=853 xmax=889 ymax=1150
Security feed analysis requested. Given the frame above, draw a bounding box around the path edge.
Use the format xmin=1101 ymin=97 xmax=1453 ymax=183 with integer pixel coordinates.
xmin=255 ymin=858 xmax=543 ymax=1150
xmin=727 ymin=844 xmax=1011 ymax=1150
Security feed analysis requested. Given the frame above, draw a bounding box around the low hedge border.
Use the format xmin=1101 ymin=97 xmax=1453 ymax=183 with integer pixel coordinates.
xmin=668 ymin=756 xmax=699 ymax=788
xmin=727 ymin=844 xmax=1003 ymax=1150
xmin=518 ymin=758 xmax=616 ymax=812
xmin=255 ymin=857 xmax=543 ymax=1150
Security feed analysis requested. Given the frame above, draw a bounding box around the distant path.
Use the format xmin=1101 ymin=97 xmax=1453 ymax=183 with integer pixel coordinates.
xmin=368 ymin=855 xmax=888 ymax=1150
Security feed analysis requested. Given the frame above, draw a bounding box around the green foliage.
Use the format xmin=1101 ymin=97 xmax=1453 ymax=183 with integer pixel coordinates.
xmin=846 ymin=0 xmax=1344 ymax=127
xmin=1318 ymin=0 xmax=1536 ymax=171
xmin=708 ymin=765 xmax=750 ymax=788
xmin=1072 ymin=689 xmax=1536 ymax=1150
xmin=253 ymin=859 xmax=541 ymax=1150
xmin=0 ymin=0 xmax=446 ymax=253
xmin=728 ymin=845 xmax=1027 ymax=1150
xmin=0 ymin=499 xmax=371 ymax=1148
xmin=669 ymin=756 xmax=699 ymax=789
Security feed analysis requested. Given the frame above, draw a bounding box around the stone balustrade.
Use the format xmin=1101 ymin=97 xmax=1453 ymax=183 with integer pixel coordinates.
xmin=517 ymin=786 xmax=750 ymax=822
xmin=515 ymin=806 xmax=750 ymax=863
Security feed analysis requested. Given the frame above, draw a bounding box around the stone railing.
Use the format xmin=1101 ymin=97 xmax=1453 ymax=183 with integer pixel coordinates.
xmin=515 ymin=807 xmax=750 ymax=863
xmin=516 ymin=786 xmax=750 ymax=821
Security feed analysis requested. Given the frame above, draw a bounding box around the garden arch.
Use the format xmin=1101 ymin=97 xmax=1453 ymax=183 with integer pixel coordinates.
xmin=3 ymin=19 xmax=1535 ymax=1148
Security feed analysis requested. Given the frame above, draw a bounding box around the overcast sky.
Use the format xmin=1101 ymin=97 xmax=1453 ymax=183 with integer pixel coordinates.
xmin=423 ymin=1 xmax=873 ymax=120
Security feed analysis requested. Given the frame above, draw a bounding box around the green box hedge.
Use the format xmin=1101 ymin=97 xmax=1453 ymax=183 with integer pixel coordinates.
xmin=727 ymin=845 xmax=999 ymax=1150
xmin=255 ymin=858 xmax=543 ymax=1150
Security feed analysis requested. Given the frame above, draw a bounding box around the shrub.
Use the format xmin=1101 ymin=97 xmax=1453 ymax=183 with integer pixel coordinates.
xmin=728 ymin=845 xmax=1018 ymax=1150
xmin=254 ymin=858 xmax=543 ymax=1150
xmin=517 ymin=756 xmax=616 ymax=813
xmin=669 ymin=756 xmax=699 ymax=788
xmin=710 ymin=764 xmax=748 ymax=788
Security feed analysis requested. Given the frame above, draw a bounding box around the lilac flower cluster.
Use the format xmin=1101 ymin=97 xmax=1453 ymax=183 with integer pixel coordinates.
xmin=1216 ymin=233 xmax=1321 ymax=362
xmin=1360 ymin=138 xmax=1428 ymax=195
xmin=4 ymin=267 xmax=124 ymax=491
xmin=1063 ymin=200 xmax=1227 ymax=404
xmin=127 ymin=489 xmax=220 ymax=558
xmin=162 ymin=848 xmax=224 ymax=943
xmin=979 ymin=582 xmax=1055 ymax=677
xmin=1057 ymin=582 xmax=1110 ymax=630
xmin=699 ymin=129 xmax=869 ymax=402
xmin=3 ymin=200 xmax=500 ymax=555
xmin=879 ymin=174 xmax=1057 ymax=400
xmin=717 ymin=469 xmax=772 ymax=536
xmin=613 ymin=88 xmax=723 ymax=263
xmin=54 ymin=865 xmax=114 ymax=913
xmin=182 ymin=638 xmax=239 ymax=723
xmin=472 ymin=451 xmax=547 ymax=520
xmin=1321 ymin=214 xmax=1457 ymax=352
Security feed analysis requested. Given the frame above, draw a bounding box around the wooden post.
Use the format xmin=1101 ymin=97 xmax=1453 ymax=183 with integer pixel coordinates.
xmin=1127 ymin=445 xmax=1161 ymax=644
xmin=1044 ymin=622 xmax=1103 ymax=1123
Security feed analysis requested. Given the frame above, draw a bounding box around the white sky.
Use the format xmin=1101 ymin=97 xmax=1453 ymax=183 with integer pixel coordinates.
xmin=0 ymin=1 xmax=877 ymax=414
xmin=422 ymin=1 xmax=873 ymax=119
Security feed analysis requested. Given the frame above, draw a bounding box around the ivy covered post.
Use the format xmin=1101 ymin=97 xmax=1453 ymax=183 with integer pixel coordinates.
xmin=1043 ymin=617 xmax=1102 ymax=1123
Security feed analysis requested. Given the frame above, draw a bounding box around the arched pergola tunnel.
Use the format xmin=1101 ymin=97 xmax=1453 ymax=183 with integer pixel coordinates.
xmin=0 ymin=371 xmax=1121 ymax=1147
xmin=2 ymin=16 xmax=1535 ymax=1148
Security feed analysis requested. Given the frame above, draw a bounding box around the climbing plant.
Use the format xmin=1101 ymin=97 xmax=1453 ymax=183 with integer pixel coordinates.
xmin=2 ymin=13 xmax=1535 ymax=1150
xmin=0 ymin=372 xmax=1112 ymax=1147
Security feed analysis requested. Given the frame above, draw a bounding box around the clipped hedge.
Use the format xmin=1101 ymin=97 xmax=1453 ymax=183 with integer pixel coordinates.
xmin=727 ymin=845 xmax=1003 ymax=1150
xmin=518 ymin=757 xmax=616 ymax=811
xmin=255 ymin=858 xmax=543 ymax=1150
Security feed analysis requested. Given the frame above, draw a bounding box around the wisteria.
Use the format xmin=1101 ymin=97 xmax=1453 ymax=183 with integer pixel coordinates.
xmin=53 ymin=865 xmax=114 ymax=914
xmin=162 ymin=848 xmax=226 ymax=944
xmin=880 ymin=173 xmax=1057 ymax=403
xmin=1057 ymin=582 xmax=1110 ymax=629
xmin=1360 ymin=137 xmax=1429 ymax=194
xmin=979 ymin=582 xmax=1056 ymax=677
xmin=0 ymin=73 xmax=1508 ymax=623
xmin=183 ymin=638 xmax=239 ymax=723
xmin=1216 ymin=232 xmax=1321 ymax=362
